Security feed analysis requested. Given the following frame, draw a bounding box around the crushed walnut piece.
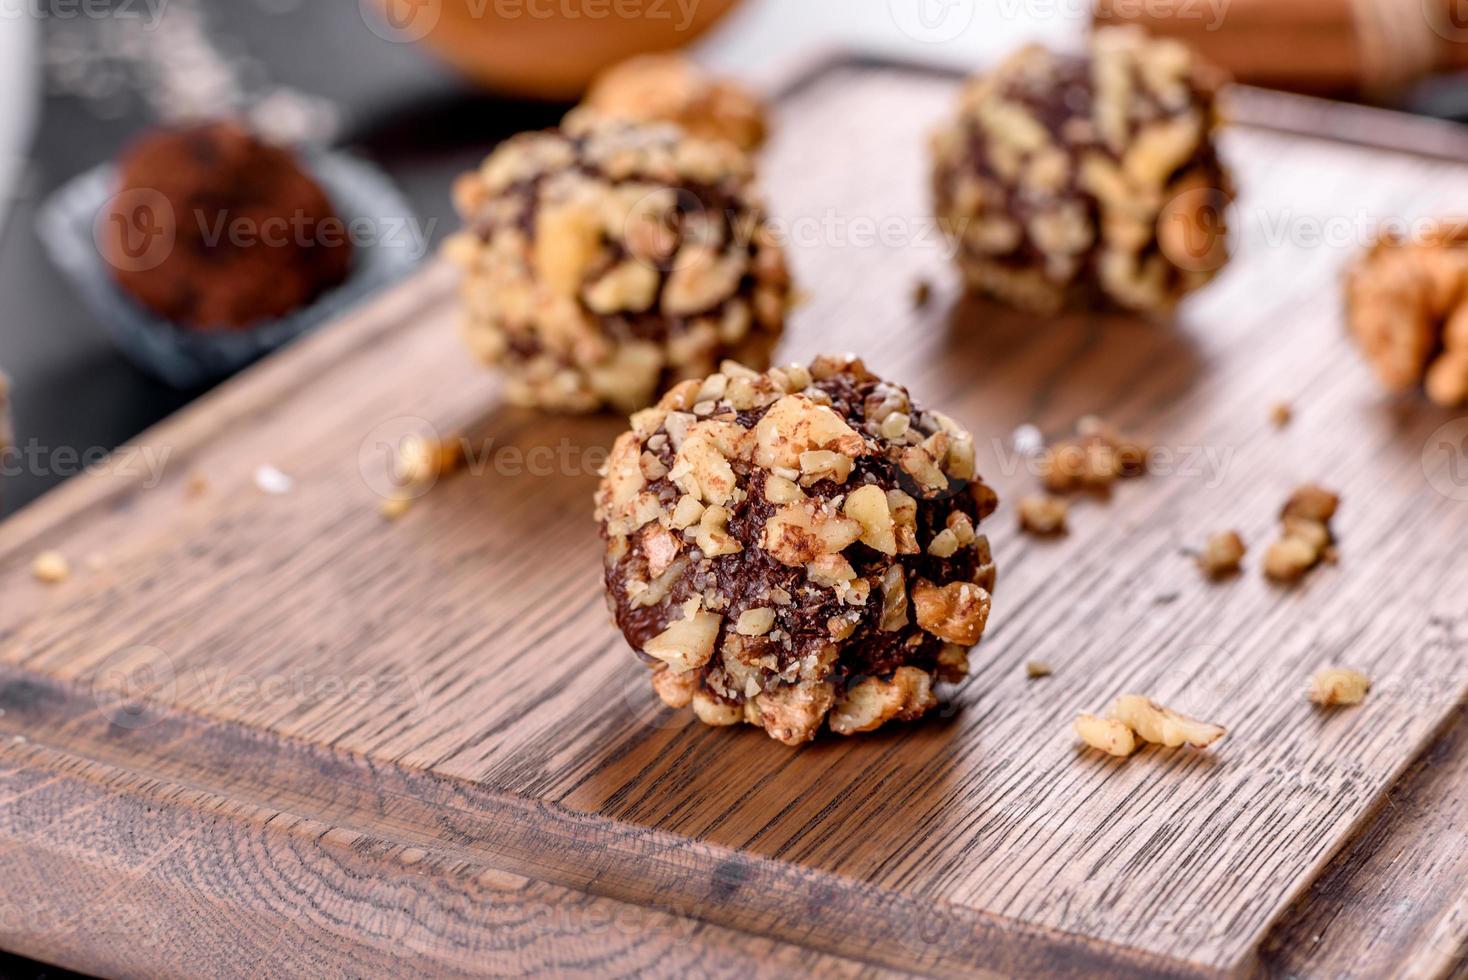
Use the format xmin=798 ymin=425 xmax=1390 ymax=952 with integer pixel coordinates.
xmin=576 ymin=53 xmax=767 ymax=153
xmin=1269 ymin=402 xmax=1293 ymax=428
xmin=1037 ymin=416 xmax=1150 ymax=494
xmin=1076 ymin=694 xmax=1226 ymax=756
xmin=1264 ymin=485 xmax=1340 ymax=583
xmin=1196 ymin=530 xmax=1245 ymax=578
xmin=1345 ymin=219 xmax=1468 ymax=407
xmin=184 ymin=471 xmax=210 ymax=499
xmin=596 ymin=355 xmax=998 ymax=745
xmin=397 ymin=435 xmax=464 ymax=488
xmin=932 ymin=26 xmax=1233 ymax=316
xmin=1308 ymin=667 xmax=1371 ymax=707
xmin=1018 ymin=495 xmax=1069 ymax=535
xmin=32 ymin=551 xmax=70 ymax=584
xmin=1026 ymin=660 xmax=1054 ymax=679
xmin=1075 ymin=713 xmax=1137 ymax=757
xmin=445 ymin=115 xmax=792 ymax=413
xmin=911 ymin=278 xmax=933 ymax=309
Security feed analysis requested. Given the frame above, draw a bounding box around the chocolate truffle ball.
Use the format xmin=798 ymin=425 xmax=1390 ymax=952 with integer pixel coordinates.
xmin=594 ymin=355 xmax=998 ymax=745
xmin=575 ymin=53 xmax=768 ymax=153
xmin=102 ymin=121 xmax=352 ymax=329
xmin=446 ymin=115 xmax=792 ymax=413
xmin=931 ymin=27 xmax=1234 ymax=315
xmin=1345 ymin=220 xmax=1468 ymax=407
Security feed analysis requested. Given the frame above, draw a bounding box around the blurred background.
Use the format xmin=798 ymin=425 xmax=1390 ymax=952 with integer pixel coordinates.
xmin=6 ymin=0 xmax=1468 ymax=515
xmin=0 ymin=0 xmax=1084 ymax=515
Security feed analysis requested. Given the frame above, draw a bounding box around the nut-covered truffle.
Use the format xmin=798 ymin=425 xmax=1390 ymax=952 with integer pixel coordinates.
xmin=574 ymin=53 xmax=767 ymax=153
xmin=101 ymin=121 xmax=352 ymax=329
xmin=594 ymin=355 xmax=998 ymax=745
xmin=1345 ymin=220 xmax=1468 ymax=407
xmin=931 ymin=26 xmax=1233 ymax=315
xmin=446 ymin=115 xmax=793 ymax=413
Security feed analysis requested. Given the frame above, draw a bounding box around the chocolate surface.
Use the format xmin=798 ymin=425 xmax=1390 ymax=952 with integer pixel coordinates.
xmin=931 ymin=26 xmax=1234 ymax=315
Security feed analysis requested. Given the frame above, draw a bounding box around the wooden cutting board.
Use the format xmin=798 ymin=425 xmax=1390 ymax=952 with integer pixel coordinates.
xmin=3 ymin=57 xmax=1468 ymax=979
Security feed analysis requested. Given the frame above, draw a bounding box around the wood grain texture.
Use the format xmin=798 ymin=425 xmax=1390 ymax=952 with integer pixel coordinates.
xmin=2 ymin=61 xmax=1468 ymax=978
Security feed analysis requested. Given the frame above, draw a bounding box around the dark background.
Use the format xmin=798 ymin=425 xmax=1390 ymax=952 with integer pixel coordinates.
xmin=0 ymin=0 xmax=568 ymax=516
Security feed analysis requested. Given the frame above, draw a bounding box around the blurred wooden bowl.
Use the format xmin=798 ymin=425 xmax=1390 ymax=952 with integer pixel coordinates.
xmin=369 ymin=0 xmax=743 ymax=99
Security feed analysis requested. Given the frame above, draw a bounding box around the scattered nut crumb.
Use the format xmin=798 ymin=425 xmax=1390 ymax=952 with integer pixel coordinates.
xmin=1026 ymin=661 xmax=1053 ymax=679
xmin=1075 ymin=713 xmax=1137 ymax=756
xmin=398 ymin=435 xmax=463 ymax=487
xmin=379 ymin=495 xmax=413 ymax=521
xmin=1038 ymin=416 xmax=1149 ymax=494
xmin=1075 ymin=694 xmax=1226 ymax=757
xmin=32 ymin=551 xmax=70 ymax=584
xmin=1265 ymin=485 xmax=1340 ymax=583
xmin=911 ymin=278 xmax=933 ymax=309
xmin=184 ymin=471 xmax=209 ymax=498
xmin=1308 ymin=667 xmax=1371 ymax=707
xmin=1196 ymin=530 xmax=1246 ymax=578
xmin=254 ymin=464 xmax=294 ymax=495
xmin=1018 ymin=495 xmax=1068 ymax=535
xmin=1112 ymin=695 xmax=1227 ymax=748
xmin=1269 ymin=402 xmax=1292 ymax=428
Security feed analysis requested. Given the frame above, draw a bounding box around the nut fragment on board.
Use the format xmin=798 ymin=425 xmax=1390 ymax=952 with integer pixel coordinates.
xmin=1196 ymin=530 xmax=1245 ymax=578
xmin=1018 ymin=495 xmax=1068 ymax=535
xmin=1075 ymin=714 xmax=1137 ymax=757
xmin=1307 ymin=667 xmax=1371 ymax=707
xmin=32 ymin=551 xmax=70 ymax=584
xmin=1037 ymin=416 xmax=1150 ymax=494
xmin=1264 ymin=485 xmax=1339 ymax=583
xmin=1076 ymin=694 xmax=1226 ymax=757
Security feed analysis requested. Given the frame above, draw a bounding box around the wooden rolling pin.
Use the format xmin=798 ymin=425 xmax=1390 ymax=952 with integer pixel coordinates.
xmin=1095 ymin=0 xmax=1468 ymax=97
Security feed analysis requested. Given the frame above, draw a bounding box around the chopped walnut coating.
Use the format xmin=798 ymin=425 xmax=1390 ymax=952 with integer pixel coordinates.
xmin=575 ymin=54 xmax=767 ymax=153
xmin=1307 ymin=667 xmax=1371 ymax=707
xmin=445 ymin=115 xmax=792 ymax=413
xmin=1345 ymin=220 xmax=1468 ymax=407
xmin=932 ymin=26 xmax=1233 ymax=315
xmin=1264 ymin=485 xmax=1339 ymax=583
xmin=596 ymin=355 xmax=998 ymax=745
